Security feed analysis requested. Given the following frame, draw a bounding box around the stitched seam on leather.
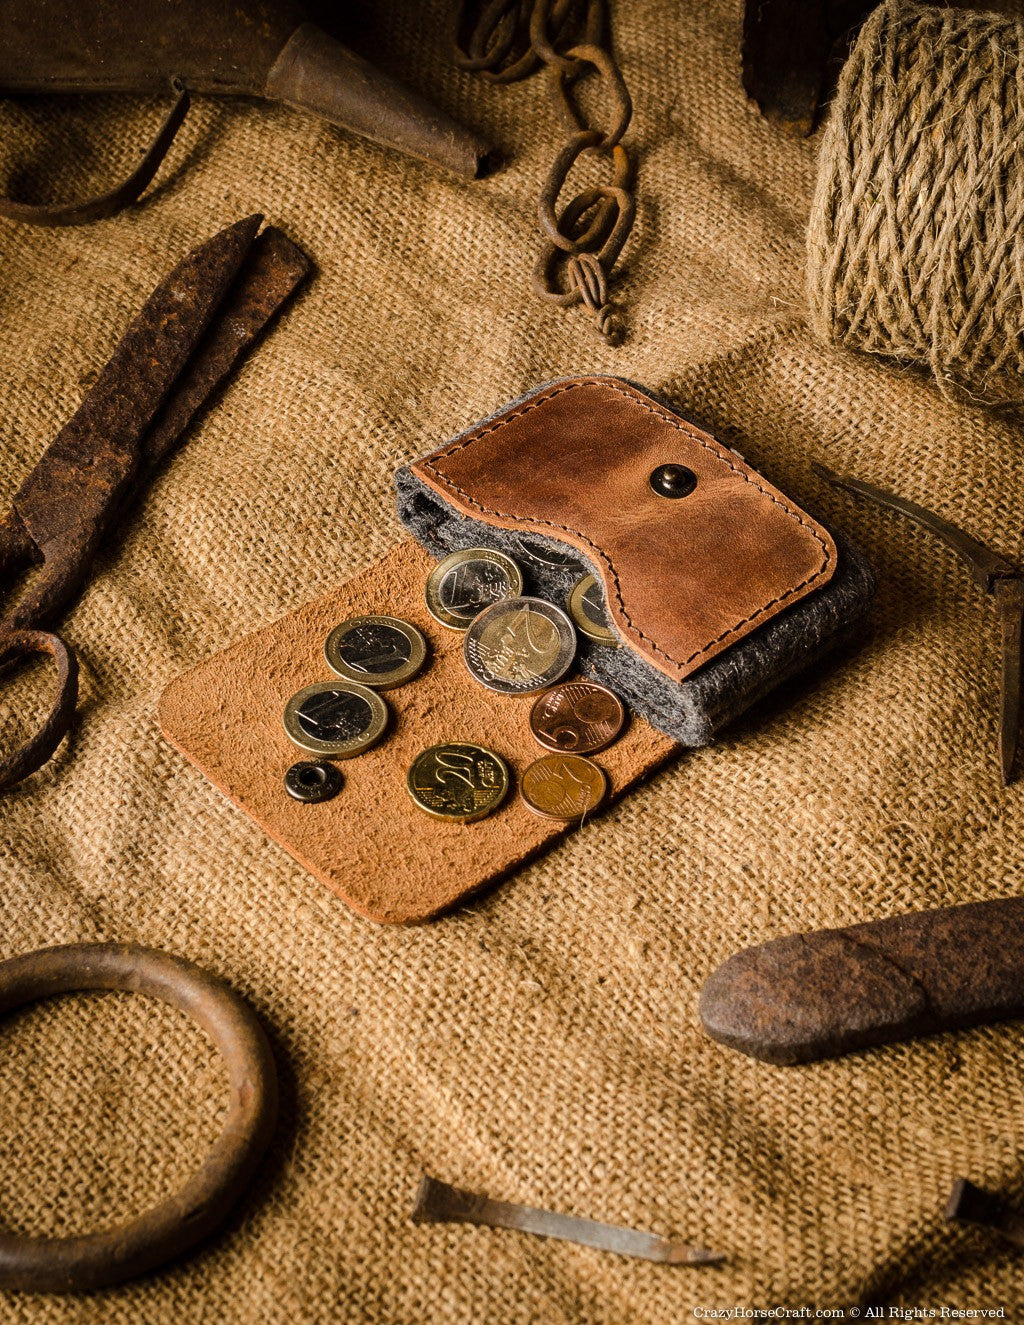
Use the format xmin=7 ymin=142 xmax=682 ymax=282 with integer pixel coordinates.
xmin=420 ymin=379 xmax=834 ymax=670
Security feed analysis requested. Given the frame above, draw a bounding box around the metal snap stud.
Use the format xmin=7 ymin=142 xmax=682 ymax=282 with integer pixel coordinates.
xmin=649 ymin=463 xmax=697 ymax=498
xmin=284 ymin=760 xmax=343 ymax=803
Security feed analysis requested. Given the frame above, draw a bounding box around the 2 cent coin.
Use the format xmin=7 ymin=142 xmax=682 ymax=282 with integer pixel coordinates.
xmin=520 ymin=753 xmax=608 ymax=822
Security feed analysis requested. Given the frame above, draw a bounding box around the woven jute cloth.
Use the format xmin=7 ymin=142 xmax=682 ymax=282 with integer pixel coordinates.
xmin=2 ymin=1 xmax=1024 ymax=1318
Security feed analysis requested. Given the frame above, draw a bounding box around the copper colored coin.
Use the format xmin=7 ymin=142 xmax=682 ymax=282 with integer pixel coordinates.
xmin=529 ymin=681 xmax=626 ymax=754
xmin=520 ymin=754 xmax=608 ymax=822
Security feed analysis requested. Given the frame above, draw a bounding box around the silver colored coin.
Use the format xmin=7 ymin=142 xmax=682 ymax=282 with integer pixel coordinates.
xmin=425 ymin=547 xmax=523 ymax=629
xmin=506 ymin=531 xmax=583 ymax=573
xmin=282 ymin=680 xmax=388 ymax=758
xmin=324 ymin=614 xmax=427 ymax=690
xmin=568 ymin=574 xmax=618 ymax=646
xmin=463 ymin=596 xmax=576 ymax=695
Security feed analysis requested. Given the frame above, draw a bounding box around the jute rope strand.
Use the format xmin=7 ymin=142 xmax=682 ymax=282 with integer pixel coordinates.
xmin=808 ymin=0 xmax=1024 ymax=404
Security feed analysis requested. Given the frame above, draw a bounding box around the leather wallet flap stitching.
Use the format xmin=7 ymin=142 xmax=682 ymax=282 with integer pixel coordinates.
xmin=410 ymin=377 xmax=837 ymax=682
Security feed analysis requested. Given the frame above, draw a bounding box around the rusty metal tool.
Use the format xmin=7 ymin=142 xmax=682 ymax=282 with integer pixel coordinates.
xmin=0 ymin=214 xmax=312 ymax=792
xmin=814 ymin=462 xmax=1024 ymax=784
xmin=947 ymin=1179 xmax=1024 ymax=1251
xmin=0 ymin=0 xmax=496 ymax=226
xmin=0 ymin=943 xmax=277 ymax=1293
xmin=411 ymin=1175 xmax=725 ymax=1265
xmin=700 ymin=896 xmax=1024 ymax=1065
xmin=742 ymin=0 xmax=874 ymax=136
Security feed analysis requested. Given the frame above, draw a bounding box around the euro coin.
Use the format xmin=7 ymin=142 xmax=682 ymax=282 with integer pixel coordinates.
xmin=407 ymin=742 xmax=510 ymax=822
xmin=520 ymin=753 xmax=608 ymax=821
xmin=568 ymin=574 xmax=618 ymax=646
xmin=463 ymin=596 xmax=576 ymax=695
xmin=425 ymin=547 xmax=523 ymax=629
xmin=325 ymin=614 xmax=427 ymax=689
xmin=529 ymin=681 xmax=626 ymax=754
xmin=283 ymin=680 xmax=388 ymax=757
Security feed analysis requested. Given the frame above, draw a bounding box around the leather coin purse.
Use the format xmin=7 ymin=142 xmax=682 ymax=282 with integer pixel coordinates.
xmin=160 ymin=375 xmax=875 ymax=924
xmin=396 ymin=375 xmax=876 ymax=745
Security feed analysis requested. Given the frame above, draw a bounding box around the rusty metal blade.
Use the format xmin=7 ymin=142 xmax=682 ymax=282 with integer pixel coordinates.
xmin=947 ymin=1179 xmax=1024 ymax=1249
xmin=995 ymin=578 xmax=1024 ymax=785
xmin=411 ymin=1176 xmax=725 ymax=1266
xmin=5 ymin=214 xmax=262 ymax=631
xmin=141 ymin=225 xmax=313 ymax=474
xmin=813 ymin=463 xmax=1020 ymax=590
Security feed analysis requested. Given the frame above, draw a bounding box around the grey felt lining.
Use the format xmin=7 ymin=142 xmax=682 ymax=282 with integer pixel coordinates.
xmin=394 ymin=380 xmax=876 ymax=746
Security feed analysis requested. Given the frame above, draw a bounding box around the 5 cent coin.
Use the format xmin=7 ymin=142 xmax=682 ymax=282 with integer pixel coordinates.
xmin=568 ymin=574 xmax=618 ymax=646
xmin=425 ymin=547 xmax=523 ymax=629
xmin=520 ymin=754 xmax=608 ymax=822
xmin=283 ymin=680 xmax=388 ymax=758
xmin=464 ymin=596 xmax=576 ymax=695
xmin=407 ymin=743 xmax=510 ymax=822
xmin=529 ymin=681 xmax=626 ymax=754
xmin=325 ymin=614 xmax=427 ymax=690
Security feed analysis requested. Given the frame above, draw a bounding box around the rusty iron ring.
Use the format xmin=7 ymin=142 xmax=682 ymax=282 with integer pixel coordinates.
xmin=538 ymin=131 xmax=633 ymax=253
xmin=0 ymin=630 xmax=79 ymax=793
xmin=0 ymin=944 xmax=278 ymax=1294
xmin=529 ymin=0 xmax=604 ymax=77
xmin=453 ymin=0 xmax=523 ymax=72
xmin=549 ymin=143 xmax=632 ymax=251
xmin=532 ymin=185 xmax=634 ymax=306
xmin=548 ymin=42 xmax=632 ymax=146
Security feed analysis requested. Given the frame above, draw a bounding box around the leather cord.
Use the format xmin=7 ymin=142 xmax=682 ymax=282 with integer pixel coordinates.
xmin=0 ymin=76 xmax=190 ymax=227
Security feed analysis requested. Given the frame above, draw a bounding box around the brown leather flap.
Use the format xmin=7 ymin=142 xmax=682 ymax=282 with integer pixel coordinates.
xmin=159 ymin=540 xmax=677 ymax=925
xmin=410 ymin=377 xmax=837 ymax=681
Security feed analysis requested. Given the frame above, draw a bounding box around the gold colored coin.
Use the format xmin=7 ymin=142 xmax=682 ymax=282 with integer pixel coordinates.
xmin=283 ymin=680 xmax=388 ymax=758
xmin=425 ymin=547 xmax=523 ymax=630
xmin=520 ymin=753 xmax=608 ymax=821
xmin=407 ymin=743 xmax=510 ymax=822
xmin=324 ymin=614 xmax=427 ymax=690
xmin=568 ymin=574 xmax=618 ymax=646
xmin=464 ymin=596 xmax=576 ymax=694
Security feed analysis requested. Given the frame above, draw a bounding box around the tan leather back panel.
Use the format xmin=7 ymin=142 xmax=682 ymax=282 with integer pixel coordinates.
xmin=159 ymin=540 xmax=677 ymax=925
xmin=411 ymin=377 xmax=837 ymax=681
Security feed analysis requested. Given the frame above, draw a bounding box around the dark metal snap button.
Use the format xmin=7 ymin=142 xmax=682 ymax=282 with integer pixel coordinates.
xmin=284 ymin=760 xmax=343 ymax=803
xmin=649 ymin=463 xmax=697 ymax=498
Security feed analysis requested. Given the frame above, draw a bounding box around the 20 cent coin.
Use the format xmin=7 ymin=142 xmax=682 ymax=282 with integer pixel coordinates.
xmin=529 ymin=681 xmax=626 ymax=754
xmin=325 ymin=614 xmax=427 ymax=690
xmin=425 ymin=547 xmax=523 ymax=629
xmin=283 ymin=680 xmax=388 ymax=758
xmin=407 ymin=743 xmax=510 ymax=822
xmin=463 ymin=596 xmax=576 ymax=695
xmin=520 ymin=754 xmax=608 ymax=821
xmin=568 ymin=574 xmax=618 ymax=646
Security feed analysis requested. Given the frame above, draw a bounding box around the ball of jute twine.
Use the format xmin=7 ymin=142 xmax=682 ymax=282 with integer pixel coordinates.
xmin=807 ymin=0 xmax=1024 ymax=405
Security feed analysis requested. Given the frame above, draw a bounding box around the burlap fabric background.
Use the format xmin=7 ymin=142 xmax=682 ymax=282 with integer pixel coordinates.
xmin=2 ymin=1 xmax=1023 ymax=1318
